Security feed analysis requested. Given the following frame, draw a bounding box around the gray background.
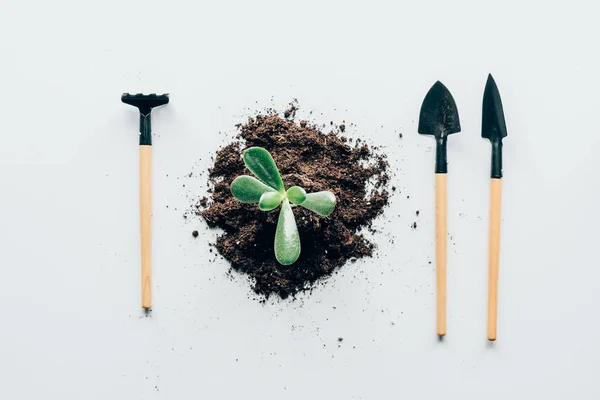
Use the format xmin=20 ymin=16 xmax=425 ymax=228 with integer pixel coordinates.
xmin=1 ymin=0 xmax=599 ymax=399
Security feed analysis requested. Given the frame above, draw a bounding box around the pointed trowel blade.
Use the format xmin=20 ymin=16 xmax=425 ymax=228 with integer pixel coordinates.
xmin=482 ymin=74 xmax=507 ymax=141
xmin=482 ymin=74 xmax=508 ymax=179
xmin=418 ymin=81 xmax=461 ymax=138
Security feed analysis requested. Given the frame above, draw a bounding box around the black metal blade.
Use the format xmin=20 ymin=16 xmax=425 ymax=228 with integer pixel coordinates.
xmin=418 ymin=81 xmax=461 ymax=174
xmin=482 ymin=75 xmax=507 ymax=141
xmin=481 ymin=74 xmax=507 ymax=178
xmin=418 ymin=81 xmax=461 ymax=138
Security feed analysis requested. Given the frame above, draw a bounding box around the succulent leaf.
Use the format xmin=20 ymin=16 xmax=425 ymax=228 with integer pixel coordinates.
xmin=286 ymin=186 xmax=307 ymax=205
xmin=230 ymin=175 xmax=276 ymax=203
xmin=275 ymin=199 xmax=301 ymax=265
xmin=259 ymin=191 xmax=284 ymax=211
xmin=300 ymin=191 xmax=336 ymax=216
xmin=243 ymin=147 xmax=285 ymax=193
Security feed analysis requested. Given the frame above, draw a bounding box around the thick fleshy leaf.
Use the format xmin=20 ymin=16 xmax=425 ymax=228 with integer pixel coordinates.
xmin=259 ymin=191 xmax=284 ymax=211
xmin=286 ymin=186 xmax=307 ymax=205
xmin=230 ymin=175 xmax=276 ymax=203
xmin=243 ymin=147 xmax=285 ymax=193
xmin=275 ymin=199 xmax=301 ymax=265
xmin=300 ymin=191 xmax=336 ymax=216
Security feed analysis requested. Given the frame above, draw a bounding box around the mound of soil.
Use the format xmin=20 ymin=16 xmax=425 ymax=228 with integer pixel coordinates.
xmin=198 ymin=112 xmax=390 ymax=299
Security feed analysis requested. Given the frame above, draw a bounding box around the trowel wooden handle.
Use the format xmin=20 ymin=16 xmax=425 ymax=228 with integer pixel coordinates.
xmin=435 ymin=173 xmax=447 ymax=336
xmin=487 ymin=178 xmax=502 ymax=341
xmin=140 ymin=145 xmax=152 ymax=309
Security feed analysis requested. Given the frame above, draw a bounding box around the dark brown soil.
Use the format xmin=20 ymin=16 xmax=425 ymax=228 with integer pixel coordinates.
xmin=197 ymin=112 xmax=390 ymax=299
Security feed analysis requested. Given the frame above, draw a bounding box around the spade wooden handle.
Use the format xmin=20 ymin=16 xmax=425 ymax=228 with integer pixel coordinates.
xmin=435 ymin=173 xmax=447 ymax=337
xmin=140 ymin=145 xmax=152 ymax=309
xmin=487 ymin=178 xmax=502 ymax=340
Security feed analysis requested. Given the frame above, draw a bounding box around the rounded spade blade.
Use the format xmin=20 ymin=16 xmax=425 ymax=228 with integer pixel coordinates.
xmin=418 ymin=81 xmax=461 ymax=174
xmin=418 ymin=81 xmax=461 ymax=138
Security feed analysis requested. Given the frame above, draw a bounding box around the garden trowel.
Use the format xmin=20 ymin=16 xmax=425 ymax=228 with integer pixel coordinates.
xmin=481 ymin=74 xmax=508 ymax=341
xmin=418 ymin=81 xmax=461 ymax=337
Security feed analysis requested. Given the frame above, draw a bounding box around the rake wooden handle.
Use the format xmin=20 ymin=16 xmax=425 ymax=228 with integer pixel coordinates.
xmin=435 ymin=173 xmax=447 ymax=337
xmin=487 ymin=178 xmax=502 ymax=341
xmin=140 ymin=145 xmax=152 ymax=309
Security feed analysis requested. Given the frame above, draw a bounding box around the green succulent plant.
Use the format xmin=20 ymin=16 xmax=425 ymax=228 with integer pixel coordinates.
xmin=230 ymin=147 xmax=336 ymax=265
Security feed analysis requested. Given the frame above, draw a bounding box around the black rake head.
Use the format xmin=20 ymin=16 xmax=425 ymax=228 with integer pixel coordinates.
xmin=122 ymin=93 xmax=169 ymax=145
xmin=121 ymin=93 xmax=169 ymax=116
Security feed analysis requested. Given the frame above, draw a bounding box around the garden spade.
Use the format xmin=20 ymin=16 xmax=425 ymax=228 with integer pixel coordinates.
xmin=481 ymin=74 xmax=508 ymax=341
xmin=418 ymin=81 xmax=461 ymax=337
xmin=122 ymin=93 xmax=169 ymax=309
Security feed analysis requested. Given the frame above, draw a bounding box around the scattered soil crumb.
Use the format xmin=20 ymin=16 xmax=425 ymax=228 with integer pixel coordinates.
xmin=283 ymin=101 xmax=298 ymax=119
xmin=192 ymin=230 xmax=199 ymax=238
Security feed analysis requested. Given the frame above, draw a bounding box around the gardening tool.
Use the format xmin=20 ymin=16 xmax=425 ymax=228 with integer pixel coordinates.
xmin=418 ymin=81 xmax=461 ymax=337
xmin=121 ymin=93 xmax=170 ymax=309
xmin=481 ymin=74 xmax=508 ymax=341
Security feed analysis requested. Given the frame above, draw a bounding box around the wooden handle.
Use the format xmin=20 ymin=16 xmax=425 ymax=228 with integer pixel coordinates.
xmin=487 ymin=178 xmax=502 ymax=340
xmin=435 ymin=173 xmax=447 ymax=336
xmin=140 ymin=145 xmax=152 ymax=309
